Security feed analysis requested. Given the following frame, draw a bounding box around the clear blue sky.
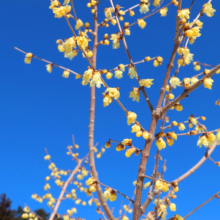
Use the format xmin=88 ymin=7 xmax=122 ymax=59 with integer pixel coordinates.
xmin=1 ymin=0 xmax=220 ymax=219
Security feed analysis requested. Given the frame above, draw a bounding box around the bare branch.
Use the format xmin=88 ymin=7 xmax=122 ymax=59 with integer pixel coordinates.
xmin=184 ymin=191 xmax=220 ymax=219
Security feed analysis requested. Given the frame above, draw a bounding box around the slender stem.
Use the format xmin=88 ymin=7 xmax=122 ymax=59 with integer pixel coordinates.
xmin=14 ymin=47 xmax=80 ymax=76
xmin=184 ymin=191 xmax=220 ymax=219
xmin=98 ymin=181 xmax=134 ymax=203
xmin=48 ymin=157 xmax=85 ymax=220
xmin=88 ymin=6 xmax=115 ymax=220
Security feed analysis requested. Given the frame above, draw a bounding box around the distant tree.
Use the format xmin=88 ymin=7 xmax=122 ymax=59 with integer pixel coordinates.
xmin=0 ymin=194 xmax=15 ymax=220
xmin=34 ymin=209 xmax=50 ymax=220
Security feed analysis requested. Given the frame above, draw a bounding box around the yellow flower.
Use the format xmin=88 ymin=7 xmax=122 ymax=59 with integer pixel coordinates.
xmin=206 ymin=132 xmax=216 ymax=146
xmin=191 ymin=77 xmax=199 ymax=85
xmin=116 ymin=144 xmax=125 ymax=151
xmin=156 ymin=138 xmax=166 ymax=150
xmin=115 ymin=70 xmax=123 ymax=79
xmin=197 ymin=135 xmax=209 ymax=148
xmin=169 ymin=203 xmax=176 ymax=211
xmin=106 ymin=72 xmax=113 ymax=79
xmin=129 ymin=88 xmax=140 ymax=102
xmin=75 ymin=19 xmax=84 ymax=30
xmin=63 ymin=0 xmax=70 ymax=5
xmin=62 ymin=70 xmax=70 ymax=78
xmin=138 ymin=19 xmax=147 ymax=29
xmin=127 ymin=111 xmax=137 ymax=125
xmin=144 ymin=182 xmax=151 ymax=189
xmin=76 ymin=34 xmax=89 ymax=50
xmin=110 ymin=34 xmax=120 ymax=49
xmin=118 ymin=64 xmax=125 ymax=71
xmin=167 ymin=131 xmax=177 ymax=140
xmin=122 ymin=139 xmax=132 ymax=146
xmin=194 ymin=65 xmax=201 ymax=71
xmin=103 ymin=189 xmax=111 ymax=201
xmin=139 ymin=79 xmax=154 ymax=88
xmin=128 ymin=66 xmax=138 ymax=79
xmin=109 ymin=190 xmax=117 ymax=202
xmin=160 ymin=7 xmax=168 ymax=17
xmin=44 ymin=155 xmax=51 ymax=160
xmin=153 ymin=0 xmax=160 ymax=6
xmin=155 ymin=180 xmax=169 ymax=192
xmin=143 ymin=131 xmax=149 ymax=140
xmin=46 ymin=64 xmax=53 ymax=73
xmin=24 ymin=53 xmax=33 ymax=64
xmin=22 ymin=213 xmax=29 ymax=219
xmin=53 ymin=5 xmax=71 ymax=18
xmin=203 ymin=3 xmax=216 ymax=17
xmin=203 ymin=78 xmax=214 ymax=89
xmin=103 ymin=93 xmax=113 ymax=107
xmin=153 ymin=56 xmax=163 ymax=67
xmin=129 ymin=10 xmax=135 ymax=16
xmin=44 ymin=183 xmax=50 ymax=190
xmin=136 ymin=130 xmax=143 ymax=137
xmin=23 ymin=207 xmax=30 ymax=213
xmin=105 ymin=141 xmax=111 ymax=148
xmin=140 ymin=3 xmax=150 ymax=14
xmin=125 ymin=148 xmax=136 ymax=157
xmin=173 ymin=215 xmax=183 ymax=220
xmin=170 ymin=76 xmax=181 ymax=88
xmin=178 ymin=9 xmax=190 ymax=20
xmin=90 ymin=71 xmax=103 ymax=88
xmin=166 ymin=137 xmax=174 ymax=146
xmin=122 ymin=216 xmax=129 ymax=220
xmin=105 ymin=7 xmax=114 ymax=20
xmin=178 ymin=123 xmax=185 ymax=131
xmin=49 ymin=0 xmax=60 ymax=9
xmin=106 ymin=87 xmax=120 ymax=99
xmin=131 ymin=124 xmax=141 ymax=133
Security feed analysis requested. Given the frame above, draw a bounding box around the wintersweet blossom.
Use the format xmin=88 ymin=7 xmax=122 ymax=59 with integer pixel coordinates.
xmin=170 ymin=76 xmax=181 ymax=88
xmin=46 ymin=64 xmax=53 ymax=73
xmin=115 ymin=70 xmax=123 ymax=79
xmin=76 ymin=34 xmax=90 ymax=50
xmin=203 ymin=3 xmax=216 ymax=17
xmin=121 ymin=139 xmax=132 ymax=146
xmin=83 ymin=68 xmax=93 ymax=85
xmin=90 ymin=71 xmax=103 ymax=88
xmin=128 ymin=66 xmax=138 ymax=79
xmin=110 ymin=34 xmax=120 ymax=49
xmin=118 ymin=64 xmax=125 ymax=71
xmin=105 ymin=87 xmax=120 ymax=99
xmin=105 ymin=7 xmax=114 ymax=20
xmin=24 ymin=53 xmax=33 ymax=64
xmin=178 ymin=9 xmax=190 ymax=20
xmin=153 ymin=0 xmax=161 ymax=6
xmin=139 ymin=79 xmax=154 ymax=88
xmin=62 ymin=70 xmax=70 ymax=78
xmin=103 ymin=94 xmax=112 ymax=107
xmin=191 ymin=77 xmax=199 ymax=85
xmin=155 ymin=180 xmax=169 ymax=192
xmin=75 ymin=19 xmax=84 ymax=30
xmin=138 ymin=19 xmax=146 ymax=29
xmin=169 ymin=203 xmax=176 ymax=211
xmin=129 ymin=88 xmax=140 ymax=102
xmin=127 ymin=111 xmax=137 ymax=125
xmin=156 ymin=138 xmax=166 ymax=150
xmin=140 ymin=3 xmax=150 ymax=14
xmin=178 ymin=123 xmax=186 ymax=131
xmin=197 ymin=135 xmax=209 ymax=148
xmin=52 ymin=5 xmax=71 ymax=18
xmin=203 ymin=78 xmax=214 ymax=89
xmin=131 ymin=124 xmax=141 ymax=133
xmin=160 ymin=7 xmax=168 ymax=17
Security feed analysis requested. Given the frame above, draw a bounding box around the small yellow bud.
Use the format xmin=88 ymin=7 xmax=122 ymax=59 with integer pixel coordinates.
xmin=143 ymin=131 xmax=149 ymax=140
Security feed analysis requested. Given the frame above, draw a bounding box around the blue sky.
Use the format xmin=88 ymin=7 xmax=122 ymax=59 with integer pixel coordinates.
xmin=1 ymin=0 xmax=220 ymax=219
